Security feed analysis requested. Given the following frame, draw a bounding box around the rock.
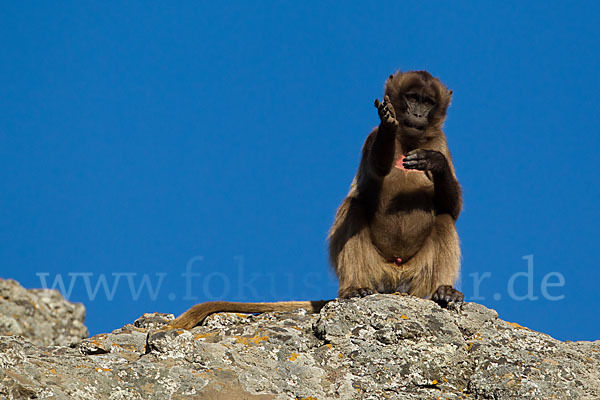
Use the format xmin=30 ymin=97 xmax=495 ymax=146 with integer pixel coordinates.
xmin=0 ymin=278 xmax=88 ymax=347
xmin=0 ymin=286 xmax=599 ymax=399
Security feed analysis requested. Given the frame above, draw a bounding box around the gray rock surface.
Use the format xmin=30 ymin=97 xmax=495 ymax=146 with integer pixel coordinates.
xmin=0 ymin=282 xmax=599 ymax=399
xmin=0 ymin=278 xmax=88 ymax=347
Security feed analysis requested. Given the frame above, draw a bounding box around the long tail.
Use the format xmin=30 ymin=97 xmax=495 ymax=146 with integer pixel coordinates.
xmin=169 ymin=300 xmax=331 ymax=329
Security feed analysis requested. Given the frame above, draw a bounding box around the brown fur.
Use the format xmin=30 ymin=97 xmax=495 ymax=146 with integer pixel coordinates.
xmin=329 ymin=70 xmax=462 ymax=299
xmin=169 ymin=70 xmax=462 ymax=329
xmin=170 ymin=300 xmax=328 ymax=329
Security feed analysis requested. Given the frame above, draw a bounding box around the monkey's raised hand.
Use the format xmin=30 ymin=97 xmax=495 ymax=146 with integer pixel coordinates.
xmin=402 ymin=149 xmax=448 ymax=174
xmin=374 ymin=95 xmax=398 ymax=129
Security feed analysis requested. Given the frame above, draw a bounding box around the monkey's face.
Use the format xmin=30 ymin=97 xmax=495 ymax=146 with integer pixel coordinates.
xmin=385 ymin=71 xmax=452 ymax=137
xmin=399 ymin=90 xmax=436 ymax=135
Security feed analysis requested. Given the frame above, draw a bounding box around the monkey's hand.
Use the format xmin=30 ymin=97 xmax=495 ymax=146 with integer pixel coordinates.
xmin=374 ymin=95 xmax=398 ymax=129
xmin=402 ymin=149 xmax=448 ymax=174
xmin=431 ymin=285 xmax=464 ymax=307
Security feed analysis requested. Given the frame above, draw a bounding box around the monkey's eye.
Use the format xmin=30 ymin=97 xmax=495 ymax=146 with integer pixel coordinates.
xmin=405 ymin=94 xmax=418 ymax=102
xmin=423 ymin=98 xmax=435 ymax=107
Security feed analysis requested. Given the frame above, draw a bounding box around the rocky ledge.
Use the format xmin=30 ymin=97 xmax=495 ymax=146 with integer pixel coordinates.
xmin=0 ymin=279 xmax=88 ymax=347
xmin=0 ymin=279 xmax=598 ymax=399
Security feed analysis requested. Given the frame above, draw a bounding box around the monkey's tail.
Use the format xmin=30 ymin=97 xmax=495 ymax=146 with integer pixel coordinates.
xmin=169 ymin=300 xmax=331 ymax=329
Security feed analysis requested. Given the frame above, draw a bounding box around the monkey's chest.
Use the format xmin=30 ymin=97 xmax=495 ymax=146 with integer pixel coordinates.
xmin=370 ymin=169 xmax=435 ymax=260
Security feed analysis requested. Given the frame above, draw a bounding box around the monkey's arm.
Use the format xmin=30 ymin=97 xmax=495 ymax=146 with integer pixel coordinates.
xmin=403 ymin=149 xmax=462 ymax=219
xmin=431 ymin=167 xmax=462 ymax=219
xmin=368 ymin=96 xmax=399 ymax=177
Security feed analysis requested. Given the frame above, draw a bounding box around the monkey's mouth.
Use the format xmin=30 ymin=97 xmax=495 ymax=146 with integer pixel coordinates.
xmin=402 ymin=119 xmax=427 ymax=132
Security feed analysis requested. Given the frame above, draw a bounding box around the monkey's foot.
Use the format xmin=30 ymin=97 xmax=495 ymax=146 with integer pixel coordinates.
xmin=431 ymin=285 xmax=464 ymax=307
xmin=339 ymin=287 xmax=377 ymax=299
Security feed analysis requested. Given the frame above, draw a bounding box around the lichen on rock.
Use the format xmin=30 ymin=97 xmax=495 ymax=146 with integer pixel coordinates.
xmin=0 ymin=278 xmax=599 ymax=399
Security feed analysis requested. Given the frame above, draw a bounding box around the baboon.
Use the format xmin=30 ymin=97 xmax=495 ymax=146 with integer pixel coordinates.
xmin=170 ymin=70 xmax=463 ymax=330
xmin=329 ymin=70 xmax=463 ymax=303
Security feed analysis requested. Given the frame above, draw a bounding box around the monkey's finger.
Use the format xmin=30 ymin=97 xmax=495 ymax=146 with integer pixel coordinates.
xmin=403 ymin=161 xmax=427 ymax=170
xmin=450 ymin=291 xmax=465 ymax=302
xmin=433 ymin=287 xmax=447 ymax=301
xmin=403 ymin=153 xmax=423 ymax=161
xmin=374 ymin=99 xmax=381 ymax=108
xmin=384 ymin=95 xmax=390 ymax=103
xmin=402 ymin=160 xmax=420 ymax=167
xmin=405 ymin=149 xmax=422 ymax=157
xmin=388 ymin=105 xmax=396 ymax=118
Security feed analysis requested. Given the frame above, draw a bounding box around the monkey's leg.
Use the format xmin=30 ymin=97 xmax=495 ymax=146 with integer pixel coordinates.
xmin=329 ymin=198 xmax=394 ymax=299
xmin=399 ymin=214 xmax=462 ymax=305
xmin=335 ymin=227 xmax=389 ymax=299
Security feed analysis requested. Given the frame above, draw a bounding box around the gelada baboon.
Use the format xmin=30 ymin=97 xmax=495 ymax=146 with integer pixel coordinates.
xmin=170 ymin=70 xmax=463 ymax=330
xmin=329 ymin=70 xmax=463 ymax=303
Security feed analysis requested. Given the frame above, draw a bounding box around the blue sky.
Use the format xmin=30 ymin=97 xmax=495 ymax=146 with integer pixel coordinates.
xmin=1 ymin=2 xmax=598 ymax=340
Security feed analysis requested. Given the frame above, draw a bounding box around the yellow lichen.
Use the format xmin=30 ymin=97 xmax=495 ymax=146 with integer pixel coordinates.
xmin=400 ymin=315 xmax=408 ymax=320
xmin=505 ymin=321 xmax=529 ymax=330
xmin=234 ymin=335 xmax=269 ymax=346
xmin=289 ymin=352 xmax=300 ymax=361
xmin=194 ymin=331 xmax=217 ymax=340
